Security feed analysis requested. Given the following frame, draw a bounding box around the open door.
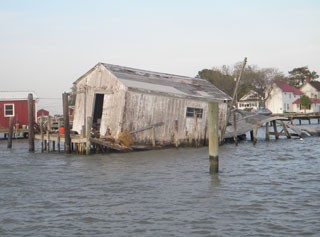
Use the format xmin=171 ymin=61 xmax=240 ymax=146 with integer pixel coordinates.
xmin=92 ymin=93 xmax=104 ymax=131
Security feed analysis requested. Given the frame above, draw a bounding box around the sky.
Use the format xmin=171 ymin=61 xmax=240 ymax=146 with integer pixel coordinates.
xmin=1 ymin=0 xmax=320 ymax=114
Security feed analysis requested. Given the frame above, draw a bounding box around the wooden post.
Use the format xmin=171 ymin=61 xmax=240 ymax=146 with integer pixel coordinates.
xmin=188 ymin=132 xmax=192 ymax=146
xmin=308 ymin=118 xmax=311 ymax=125
xmin=174 ymin=120 xmax=179 ymax=148
xmin=86 ymin=116 xmax=92 ymax=155
xmin=193 ymin=112 xmax=198 ymax=147
xmin=208 ymin=102 xmax=219 ymax=174
xmin=47 ymin=116 xmax=51 ymax=152
xmin=265 ymin=122 xmax=270 ymax=141
xmin=299 ymin=119 xmax=301 ymax=125
xmin=151 ymin=126 xmax=156 ymax=147
xmin=253 ymin=126 xmax=258 ymax=145
xmin=281 ymin=121 xmax=291 ymax=139
xmin=318 ymin=118 xmax=320 ymax=124
xmin=28 ymin=93 xmax=35 ymax=152
xmin=233 ymin=111 xmax=238 ymax=146
xmin=57 ymin=120 xmax=61 ymax=152
xmin=40 ymin=115 xmax=44 ymax=152
xmin=63 ymin=92 xmax=71 ymax=153
xmin=273 ymin=120 xmax=279 ymax=140
xmin=7 ymin=116 xmax=14 ymax=148
xmin=220 ymin=57 xmax=247 ymax=142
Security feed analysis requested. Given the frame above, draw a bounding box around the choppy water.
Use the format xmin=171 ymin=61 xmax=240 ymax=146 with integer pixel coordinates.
xmin=1 ymin=137 xmax=320 ymax=236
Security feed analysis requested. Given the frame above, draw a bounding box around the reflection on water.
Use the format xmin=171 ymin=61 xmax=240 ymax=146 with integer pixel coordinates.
xmin=0 ymin=138 xmax=320 ymax=236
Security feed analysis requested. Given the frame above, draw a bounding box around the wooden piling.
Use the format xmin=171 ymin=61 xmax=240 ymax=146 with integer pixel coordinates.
xmin=233 ymin=111 xmax=238 ymax=146
xmin=28 ymin=93 xmax=35 ymax=152
xmin=253 ymin=126 xmax=258 ymax=145
xmin=57 ymin=120 xmax=61 ymax=152
xmin=174 ymin=120 xmax=179 ymax=148
xmin=265 ymin=122 xmax=270 ymax=141
xmin=151 ymin=127 xmax=156 ymax=147
xmin=273 ymin=120 xmax=279 ymax=140
xmin=63 ymin=92 xmax=71 ymax=153
xmin=281 ymin=121 xmax=291 ymax=139
xmin=188 ymin=132 xmax=192 ymax=146
xmin=47 ymin=116 xmax=51 ymax=152
xmin=86 ymin=116 xmax=92 ymax=155
xmin=40 ymin=115 xmax=44 ymax=152
xmin=194 ymin=112 xmax=198 ymax=147
xmin=208 ymin=102 xmax=219 ymax=174
xmin=7 ymin=117 xmax=14 ymax=148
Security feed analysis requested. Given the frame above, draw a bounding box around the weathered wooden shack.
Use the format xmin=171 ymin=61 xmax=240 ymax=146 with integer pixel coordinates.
xmin=72 ymin=63 xmax=230 ymax=146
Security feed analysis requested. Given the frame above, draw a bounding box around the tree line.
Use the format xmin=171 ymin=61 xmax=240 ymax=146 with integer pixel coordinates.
xmin=197 ymin=64 xmax=319 ymax=107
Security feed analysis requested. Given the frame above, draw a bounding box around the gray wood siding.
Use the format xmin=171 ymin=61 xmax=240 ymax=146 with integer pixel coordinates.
xmin=73 ymin=64 xmax=127 ymax=137
xmin=122 ymin=91 xmax=227 ymax=144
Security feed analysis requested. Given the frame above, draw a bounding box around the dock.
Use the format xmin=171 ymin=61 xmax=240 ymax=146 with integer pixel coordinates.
xmin=272 ymin=112 xmax=320 ymax=125
xmin=224 ymin=109 xmax=320 ymax=144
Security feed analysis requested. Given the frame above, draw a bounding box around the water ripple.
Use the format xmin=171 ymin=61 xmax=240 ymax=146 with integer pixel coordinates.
xmin=0 ymin=138 xmax=320 ymax=236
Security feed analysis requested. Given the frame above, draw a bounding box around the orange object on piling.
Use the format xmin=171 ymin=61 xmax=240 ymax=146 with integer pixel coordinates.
xmin=59 ymin=127 xmax=64 ymax=134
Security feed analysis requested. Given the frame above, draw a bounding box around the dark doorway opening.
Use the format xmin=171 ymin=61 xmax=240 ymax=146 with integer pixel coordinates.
xmin=93 ymin=94 xmax=104 ymax=131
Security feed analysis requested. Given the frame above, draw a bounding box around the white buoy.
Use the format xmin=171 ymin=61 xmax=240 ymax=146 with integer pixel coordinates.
xmin=299 ymin=138 xmax=303 ymax=141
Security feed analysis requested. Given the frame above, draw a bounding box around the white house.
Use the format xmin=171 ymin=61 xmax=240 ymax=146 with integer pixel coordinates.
xmin=292 ymin=98 xmax=320 ymax=113
xmin=265 ymin=81 xmax=303 ymax=114
xmin=237 ymin=90 xmax=260 ymax=110
xmin=300 ymin=79 xmax=320 ymax=99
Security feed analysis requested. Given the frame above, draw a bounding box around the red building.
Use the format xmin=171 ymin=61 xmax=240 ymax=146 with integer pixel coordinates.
xmin=0 ymin=92 xmax=36 ymax=129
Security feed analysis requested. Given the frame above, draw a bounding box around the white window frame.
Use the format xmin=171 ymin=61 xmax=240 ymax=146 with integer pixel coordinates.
xmin=4 ymin=104 xmax=15 ymax=117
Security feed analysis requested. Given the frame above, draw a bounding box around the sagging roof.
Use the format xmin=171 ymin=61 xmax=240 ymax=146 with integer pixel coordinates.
xmin=101 ymin=63 xmax=231 ymax=102
xmin=0 ymin=91 xmax=37 ymax=101
xmin=274 ymin=81 xmax=303 ymax=95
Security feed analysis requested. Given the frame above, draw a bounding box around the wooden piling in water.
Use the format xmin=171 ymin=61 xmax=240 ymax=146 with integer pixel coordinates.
xmin=40 ymin=115 xmax=44 ymax=152
xmin=265 ymin=122 xmax=270 ymax=141
xmin=253 ymin=126 xmax=258 ymax=145
xmin=233 ymin=111 xmax=238 ymax=146
xmin=193 ymin=112 xmax=198 ymax=147
xmin=28 ymin=93 xmax=35 ymax=152
xmin=7 ymin=116 xmax=14 ymax=148
xmin=208 ymin=102 xmax=219 ymax=174
xmin=151 ymin=126 xmax=156 ymax=147
xmin=63 ymin=92 xmax=71 ymax=153
xmin=273 ymin=120 xmax=279 ymax=140
xmin=174 ymin=120 xmax=179 ymax=148
xmin=281 ymin=121 xmax=291 ymax=139
xmin=86 ymin=116 xmax=92 ymax=155
xmin=47 ymin=116 xmax=51 ymax=152
xmin=57 ymin=120 xmax=61 ymax=152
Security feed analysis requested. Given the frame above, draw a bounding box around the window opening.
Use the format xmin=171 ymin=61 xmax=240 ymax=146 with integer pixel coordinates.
xmin=186 ymin=107 xmax=203 ymax=118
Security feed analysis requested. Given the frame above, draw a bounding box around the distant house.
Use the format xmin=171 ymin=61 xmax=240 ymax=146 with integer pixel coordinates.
xmin=300 ymin=77 xmax=320 ymax=99
xmin=72 ymin=63 xmax=230 ymax=145
xmin=37 ymin=109 xmax=49 ymax=118
xmin=292 ymin=98 xmax=320 ymax=113
xmin=0 ymin=91 xmax=36 ymax=129
xmin=265 ymin=81 xmax=303 ymax=114
xmin=237 ymin=90 xmax=260 ymax=110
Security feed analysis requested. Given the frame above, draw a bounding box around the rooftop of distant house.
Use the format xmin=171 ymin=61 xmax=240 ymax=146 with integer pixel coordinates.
xmin=274 ymin=81 xmax=303 ymax=95
xmin=309 ymin=81 xmax=320 ymax=91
